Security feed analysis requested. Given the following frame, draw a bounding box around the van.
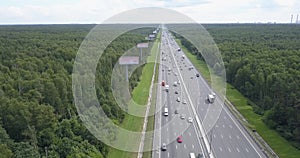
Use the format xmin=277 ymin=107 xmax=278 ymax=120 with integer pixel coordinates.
xmin=189 ymin=153 xmax=196 ymax=158
xmin=164 ymin=108 xmax=168 ymax=116
xmin=207 ymin=94 xmax=215 ymax=103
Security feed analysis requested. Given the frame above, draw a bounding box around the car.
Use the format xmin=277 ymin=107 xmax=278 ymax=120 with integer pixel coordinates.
xmin=161 ymin=143 xmax=167 ymax=151
xmin=180 ymin=114 xmax=185 ymax=119
xmin=177 ymin=135 xmax=183 ymax=143
xmin=196 ymin=73 xmax=200 ymax=77
xmin=176 ymin=97 xmax=180 ymax=102
xmin=190 ymin=76 xmax=194 ymax=79
xmin=188 ymin=117 xmax=193 ymax=123
xmin=182 ymin=99 xmax=187 ymax=104
xmin=175 ymin=91 xmax=178 ymax=94
xmin=175 ymin=109 xmax=179 ymax=114
xmin=174 ymin=73 xmax=178 ymax=76
xmin=173 ymin=82 xmax=177 ymax=86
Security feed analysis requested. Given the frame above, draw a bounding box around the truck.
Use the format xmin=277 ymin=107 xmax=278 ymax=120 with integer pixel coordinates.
xmin=207 ymin=94 xmax=215 ymax=103
xmin=165 ymin=85 xmax=169 ymax=92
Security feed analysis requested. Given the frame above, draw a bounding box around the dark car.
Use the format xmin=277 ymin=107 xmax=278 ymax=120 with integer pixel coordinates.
xmin=196 ymin=73 xmax=200 ymax=77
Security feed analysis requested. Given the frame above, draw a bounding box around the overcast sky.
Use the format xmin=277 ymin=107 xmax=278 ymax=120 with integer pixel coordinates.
xmin=0 ymin=0 xmax=299 ymax=24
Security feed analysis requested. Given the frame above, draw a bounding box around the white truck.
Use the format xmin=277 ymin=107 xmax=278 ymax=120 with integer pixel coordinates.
xmin=207 ymin=93 xmax=216 ymax=103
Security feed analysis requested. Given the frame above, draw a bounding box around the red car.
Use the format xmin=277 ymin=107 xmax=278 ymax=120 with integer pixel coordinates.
xmin=162 ymin=80 xmax=165 ymax=86
xmin=177 ymin=135 xmax=183 ymax=143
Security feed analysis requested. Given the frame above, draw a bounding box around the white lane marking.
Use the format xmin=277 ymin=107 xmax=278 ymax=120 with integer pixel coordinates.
xmin=228 ymin=147 xmax=231 ymax=152
xmin=184 ymin=144 xmax=187 ymax=149
xmin=237 ymin=147 xmax=240 ymax=152
xmin=213 ymin=134 xmax=216 ymax=138
xmin=222 ymin=124 xmax=225 ymax=128
xmin=236 ymin=135 xmax=240 ymax=139
xmin=229 ymin=135 xmax=232 ymax=139
xmin=168 ymin=152 xmax=170 ymax=157
xmin=246 ymin=148 xmax=249 ymax=152
xmin=188 ymin=132 xmax=191 ymax=136
xmin=192 ymin=144 xmax=194 ymax=149
xmin=220 ymin=134 xmax=224 ymax=139
xmin=223 ymin=100 xmax=263 ymax=157
xmin=176 ymin=145 xmax=178 ymax=149
xmin=174 ymin=132 xmax=177 ymax=136
xmin=167 ymin=40 xmax=209 ymax=157
xmin=216 ymin=125 xmax=219 ymax=128
xmin=219 ymin=147 xmax=223 ymax=151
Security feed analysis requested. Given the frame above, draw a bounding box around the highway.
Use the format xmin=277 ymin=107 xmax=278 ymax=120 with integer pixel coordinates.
xmin=152 ymin=27 xmax=266 ymax=158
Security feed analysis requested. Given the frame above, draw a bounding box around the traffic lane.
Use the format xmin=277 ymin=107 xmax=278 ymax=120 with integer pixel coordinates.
xmin=161 ymin=35 xmax=186 ymax=157
xmin=165 ymin=40 xmax=205 ymax=157
xmin=161 ymin=33 xmax=203 ymax=157
xmin=163 ymin=78 xmax=203 ymax=158
xmin=177 ymin=59 xmax=264 ymax=158
xmin=153 ymin=49 xmax=166 ymax=158
xmin=171 ymin=39 xmax=265 ymax=158
xmin=170 ymin=125 xmax=202 ymax=158
xmin=212 ymin=111 xmax=260 ymax=158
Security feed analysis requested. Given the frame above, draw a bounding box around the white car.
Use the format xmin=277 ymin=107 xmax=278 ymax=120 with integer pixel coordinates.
xmin=176 ymin=97 xmax=180 ymax=102
xmin=188 ymin=117 xmax=193 ymax=123
xmin=180 ymin=114 xmax=185 ymax=119
xmin=182 ymin=99 xmax=187 ymax=104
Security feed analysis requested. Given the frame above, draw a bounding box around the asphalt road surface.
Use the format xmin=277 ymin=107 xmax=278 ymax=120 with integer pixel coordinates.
xmin=152 ymin=27 xmax=266 ymax=158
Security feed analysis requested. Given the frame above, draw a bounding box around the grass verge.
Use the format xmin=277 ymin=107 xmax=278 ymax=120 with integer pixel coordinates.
xmin=107 ymin=33 xmax=160 ymax=158
xmin=176 ymin=38 xmax=300 ymax=158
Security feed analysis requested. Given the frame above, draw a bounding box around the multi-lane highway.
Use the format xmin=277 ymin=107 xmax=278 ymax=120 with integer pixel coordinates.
xmin=152 ymin=27 xmax=266 ymax=158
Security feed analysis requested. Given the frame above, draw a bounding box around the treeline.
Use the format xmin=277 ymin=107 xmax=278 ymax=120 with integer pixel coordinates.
xmin=177 ymin=24 xmax=300 ymax=149
xmin=0 ymin=25 xmax=153 ymax=157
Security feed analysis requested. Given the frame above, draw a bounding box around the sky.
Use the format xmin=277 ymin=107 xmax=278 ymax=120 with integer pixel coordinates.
xmin=0 ymin=0 xmax=299 ymax=24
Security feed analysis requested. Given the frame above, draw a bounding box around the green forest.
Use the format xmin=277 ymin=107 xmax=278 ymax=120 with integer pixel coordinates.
xmin=0 ymin=25 xmax=153 ymax=157
xmin=176 ymin=24 xmax=300 ymax=149
xmin=0 ymin=24 xmax=299 ymax=158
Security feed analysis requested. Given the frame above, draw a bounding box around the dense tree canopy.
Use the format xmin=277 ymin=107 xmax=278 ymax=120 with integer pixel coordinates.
xmin=0 ymin=24 xmax=154 ymax=157
xmin=177 ymin=24 xmax=300 ymax=149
